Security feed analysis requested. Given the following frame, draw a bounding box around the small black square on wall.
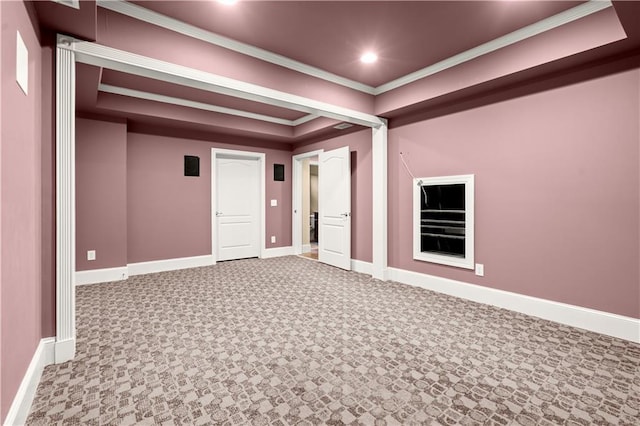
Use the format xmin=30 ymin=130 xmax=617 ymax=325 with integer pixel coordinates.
xmin=184 ymin=155 xmax=200 ymax=177
xmin=274 ymin=164 xmax=285 ymax=181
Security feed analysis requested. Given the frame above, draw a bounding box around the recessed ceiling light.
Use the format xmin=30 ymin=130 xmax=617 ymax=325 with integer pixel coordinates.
xmin=360 ymin=52 xmax=378 ymax=64
xmin=218 ymin=0 xmax=238 ymax=5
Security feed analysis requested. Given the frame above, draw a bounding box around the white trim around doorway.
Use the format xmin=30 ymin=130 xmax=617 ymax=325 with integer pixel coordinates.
xmin=211 ymin=148 xmax=266 ymax=263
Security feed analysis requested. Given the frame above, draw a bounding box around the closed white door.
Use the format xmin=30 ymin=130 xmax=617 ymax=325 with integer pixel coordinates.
xmin=216 ymin=157 xmax=260 ymax=261
xmin=318 ymin=146 xmax=351 ymax=270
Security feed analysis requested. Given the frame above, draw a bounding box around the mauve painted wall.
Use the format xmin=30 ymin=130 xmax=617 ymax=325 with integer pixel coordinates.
xmin=0 ymin=1 xmax=43 ymax=421
xmin=388 ymin=69 xmax=640 ymax=318
xmin=127 ymin=132 xmax=292 ymax=264
xmin=294 ymin=130 xmax=373 ymax=263
xmin=40 ymin=40 xmax=55 ymax=340
xmin=76 ymin=118 xmax=128 ymax=271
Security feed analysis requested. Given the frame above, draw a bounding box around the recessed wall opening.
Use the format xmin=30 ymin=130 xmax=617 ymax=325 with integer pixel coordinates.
xmin=413 ymin=174 xmax=474 ymax=269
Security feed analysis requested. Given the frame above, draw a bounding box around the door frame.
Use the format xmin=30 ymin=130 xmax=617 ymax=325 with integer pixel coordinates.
xmin=292 ymin=149 xmax=324 ymax=255
xmin=211 ymin=148 xmax=266 ymax=263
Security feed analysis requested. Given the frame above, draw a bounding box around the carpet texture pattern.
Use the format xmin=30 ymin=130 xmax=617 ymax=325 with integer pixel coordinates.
xmin=27 ymin=256 xmax=639 ymax=425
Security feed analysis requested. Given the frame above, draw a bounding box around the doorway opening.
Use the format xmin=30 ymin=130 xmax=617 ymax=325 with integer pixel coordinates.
xmin=292 ymin=150 xmax=323 ymax=257
xmin=300 ymin=159 xmax=319 ymax=260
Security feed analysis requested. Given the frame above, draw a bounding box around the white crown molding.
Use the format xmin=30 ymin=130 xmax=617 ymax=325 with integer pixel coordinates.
xmin=388 ymin=267 xmax=640 ymax=343
xmin=374 ymin=0 xmax=613 ymax=94
xmin=53 ymin=0 xmax=80 ymax=9
xmin=60 ymin=38 xmax=385 ymax=128
xmin=97 ymin=0 xmax=376 ymax=95
xmin=99 ymin=83 xmax=316 ymax=127
xmin=3 ymin=338 xmax=56 ymax=426
xmin=292 ymin=114 xmax=319 ymax=127
xmin=97 ymin=0 xmax=612 ymax=98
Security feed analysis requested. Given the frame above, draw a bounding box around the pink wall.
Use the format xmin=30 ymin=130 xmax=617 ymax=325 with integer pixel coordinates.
xmin=127 ymin=132 xmax=292 ymax=263
xmin=0 ymin=1 xmax=44 ymax=421
xmin=40 ymin=40 xmax=55 ymax=339
xmin=76 ymin=118 xmax=128 ymax=271
xmin=388 ymin=69 xmax=640 ymax=318
xmin=294 ymin=130 xmax=373 ymax=263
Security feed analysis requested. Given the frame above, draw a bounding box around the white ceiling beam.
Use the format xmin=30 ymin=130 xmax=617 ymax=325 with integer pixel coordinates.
xmin=60 ymin=38 xmax=384 ymax=128
xmin=99 ymin=84 xmax=317 ymax=127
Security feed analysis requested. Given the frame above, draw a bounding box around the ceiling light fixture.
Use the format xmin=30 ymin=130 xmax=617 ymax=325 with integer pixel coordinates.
xmin=217 ymin=0 xmax=238 ymax=5
xmin=360 ymin=52 xmax=378 ymax=64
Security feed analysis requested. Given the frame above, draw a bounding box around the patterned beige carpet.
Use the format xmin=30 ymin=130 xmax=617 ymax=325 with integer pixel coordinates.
xmin=27 ymin=256 xmax=639 ymax=425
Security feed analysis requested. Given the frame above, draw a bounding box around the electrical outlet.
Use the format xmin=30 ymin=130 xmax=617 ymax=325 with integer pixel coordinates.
xmin=87 ymin=250 xmax=96 ymax=261
xmin=270 ymin=199 xmax=278 ymax=207
xmin=271 ymin=236 xmax=276 ymax=243
xmin=475 ymin=263 xmax=484 ymax=277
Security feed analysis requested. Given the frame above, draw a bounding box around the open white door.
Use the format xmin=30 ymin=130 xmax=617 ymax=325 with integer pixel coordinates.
xmin=318 ymin=146 xmax=351 ymax=270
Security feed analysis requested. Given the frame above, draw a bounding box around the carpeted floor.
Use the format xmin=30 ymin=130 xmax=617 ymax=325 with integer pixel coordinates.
xmin=27 ymin=256 xmax=639 ymax=425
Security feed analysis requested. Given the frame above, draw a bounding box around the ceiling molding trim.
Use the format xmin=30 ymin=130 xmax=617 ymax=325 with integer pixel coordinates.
xmin=61 ymin=38 xmax=385 ymax=128
xmin=99 ymin=83 xmax=304 ymax=126
xmin=374 ymin=0 xmax=613 ymax=95
xmin=53 ymin=0 xmax=80 ymax=10
xmin=97 ymin=0 xmax=377 ymax=95
xmin=292 ymin=114 xmax=320 ymax=127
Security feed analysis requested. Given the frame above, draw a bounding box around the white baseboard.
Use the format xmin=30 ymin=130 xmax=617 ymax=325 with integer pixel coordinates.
xmin=54 ymin=338 xmax=76 ymax=364
xmin=387 ymin=267 xmax=640 ymax=343
xmin=302 ymin=244 xmax=311 ymax=253
xmin=4 ymin=338 xmax=55 ymax=426
xmin=351 ymin=259 xmax=373 ymax=275
xmin=76 ymin=266 xmax=128 ymax=285
xmin=262 ymin=246 xmax=294 ymax=259
xmin=128 ymin=254 xmax=215 ymax=276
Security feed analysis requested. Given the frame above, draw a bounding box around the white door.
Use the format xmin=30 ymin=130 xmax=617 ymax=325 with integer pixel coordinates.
xmin=318 ymin=146 xmax=351 ymax=270
xmin=215 ymin=157 xmax=260 ymax=261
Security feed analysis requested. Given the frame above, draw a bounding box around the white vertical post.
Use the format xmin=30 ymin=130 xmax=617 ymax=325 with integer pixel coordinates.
xmin=372 ymin=120 xmax=388 ymax=280
xmin=55 ymin=35 xmax=76 ymax=363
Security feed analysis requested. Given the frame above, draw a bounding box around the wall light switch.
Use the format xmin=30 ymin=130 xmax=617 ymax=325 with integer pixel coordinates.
xmin=475 ymin=263 xmax=484 ymax=277
xmin=87 ymin=250 xmax=96 ymax=261
xmin=270 ymin=199 xmax=277 ymax=207
xmin=271 ymin=236 xmax=276 ymax=243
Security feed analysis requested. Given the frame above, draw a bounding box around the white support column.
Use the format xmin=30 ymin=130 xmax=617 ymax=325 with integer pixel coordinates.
xmin=55 ymin=36 xmax=76 ymax=363
xmin=372 ymin=120 xmax=388 ymax=280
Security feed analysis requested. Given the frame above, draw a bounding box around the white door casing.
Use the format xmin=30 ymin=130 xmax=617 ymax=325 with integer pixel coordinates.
xmin=318 ymin=146 xmax=351 ymax=270
xmin=212 ymin=149 xmax=265 ymax=262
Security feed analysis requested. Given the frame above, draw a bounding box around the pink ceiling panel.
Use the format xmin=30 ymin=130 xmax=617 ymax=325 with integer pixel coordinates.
xmin=132 ymin=0 xmax=583 ymax=87
xmin=96 ymin=7 xmax=375 ymax=113
xmin=375 ymin=6 xmax=627 ymax=115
